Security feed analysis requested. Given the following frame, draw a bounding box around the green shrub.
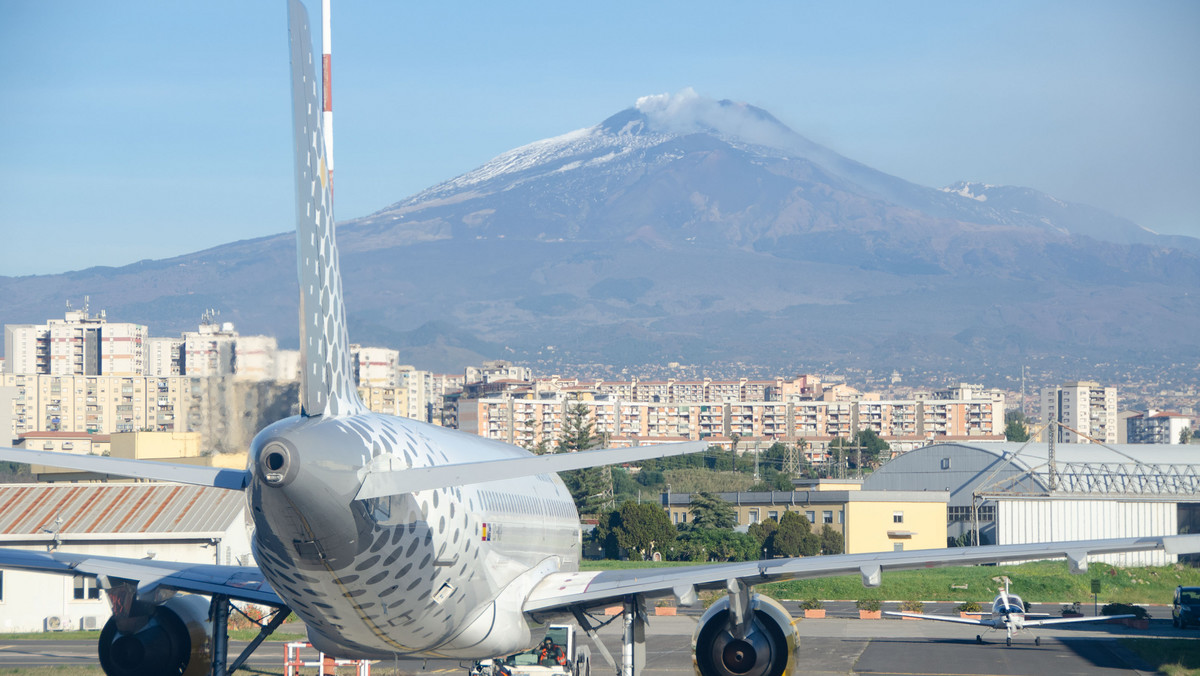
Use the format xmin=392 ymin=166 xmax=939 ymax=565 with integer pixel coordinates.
xmin=899 ymin=599 xmax=924 ymax=613
xmin=1101 ymin=602 xmax=1149 ymax=620
xmin=855 ymin=598 xmax=881 ymax=612
xmin=954 ymin=600 xmax=982 ymax=613
xmin=800 ymin=597 xmax=824 ymax=610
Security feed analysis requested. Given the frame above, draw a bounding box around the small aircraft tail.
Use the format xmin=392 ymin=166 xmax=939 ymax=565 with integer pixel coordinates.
xmin=288 ymin=0 xmax=364 ymax=419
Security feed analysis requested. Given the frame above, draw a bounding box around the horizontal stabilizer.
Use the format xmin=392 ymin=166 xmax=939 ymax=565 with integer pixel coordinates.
xmin=0 ymin=447 xmax=249 ymax=491
xmin=355 ymin=440 xmax=709 ymax=500
xmin=0 ymin=549 xmax=279 ymax=606
xmin=1023 ymin=613 xmax=1133 ymax=627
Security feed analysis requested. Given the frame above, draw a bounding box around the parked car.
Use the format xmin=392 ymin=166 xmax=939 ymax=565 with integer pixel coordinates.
xmin=1172 ymin=586 xmax=1200 ymax=628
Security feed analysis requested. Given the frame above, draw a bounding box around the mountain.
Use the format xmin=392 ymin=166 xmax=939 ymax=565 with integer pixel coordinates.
xmin=3 ymin=90 xmax=1198 ymax=373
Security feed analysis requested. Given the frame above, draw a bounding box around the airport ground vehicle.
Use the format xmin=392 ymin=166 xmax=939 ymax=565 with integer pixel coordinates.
xmin=471 ymin=625 xmax=589 ymax=676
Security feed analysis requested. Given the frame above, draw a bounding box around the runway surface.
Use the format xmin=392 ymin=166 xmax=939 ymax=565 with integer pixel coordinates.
xmin=0 ymin=605 xmax=1188 ymax=675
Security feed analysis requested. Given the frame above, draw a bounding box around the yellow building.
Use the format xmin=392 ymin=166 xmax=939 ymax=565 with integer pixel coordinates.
xmin=22 ymin=431 xmax=245 ymax=483
xmin=663 ymin=489 xmax=948 ymax=554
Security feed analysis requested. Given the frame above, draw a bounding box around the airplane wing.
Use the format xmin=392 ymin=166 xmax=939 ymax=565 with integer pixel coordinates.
xmin=0 ymin=548 xmax=279 ymax=606
xmin=883 ymin=612 xmax=990 ymax=626
xmin=0 ymin=446 xmax=249 ymax=491
xmin=1022 ymin=614 xmax=1134 ymax=627
xmin=523 ymin=534 xmax=1200 ymax=614
xmin=356 ymin=440 xmax=709 ymax=500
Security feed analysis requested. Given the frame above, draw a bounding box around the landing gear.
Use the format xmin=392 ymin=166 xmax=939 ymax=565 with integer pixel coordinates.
xmin=1005 ymin=636 xmax=1011 ymax=647
xmin=1034 ymin=637 xmax=1041 ymax=647
xmin=975 ymin=635 xmax=983 ymax=644
xmin=215 ymin=597 xmax=291 ymax=676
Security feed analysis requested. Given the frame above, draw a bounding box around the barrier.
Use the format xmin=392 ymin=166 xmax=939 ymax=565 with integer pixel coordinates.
xmin=285 ymin=641 xmax=371 ymax=676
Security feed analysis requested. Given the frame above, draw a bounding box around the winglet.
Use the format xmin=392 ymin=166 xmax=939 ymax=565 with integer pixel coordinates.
xmin=287 ymin=0 xmax=364 ymax=418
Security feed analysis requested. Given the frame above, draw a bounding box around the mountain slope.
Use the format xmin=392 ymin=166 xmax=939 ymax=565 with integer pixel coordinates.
xmin=2 ymin=90 xmax=1197 ymax=373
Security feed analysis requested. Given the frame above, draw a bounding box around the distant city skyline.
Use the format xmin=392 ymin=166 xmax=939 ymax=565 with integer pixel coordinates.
xmin=3 ymin=0 xmax=1198 ymax=276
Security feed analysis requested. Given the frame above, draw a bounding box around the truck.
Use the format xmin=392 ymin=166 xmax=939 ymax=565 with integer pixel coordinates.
xmin=470 ymin=625 xmax=591 ymax=676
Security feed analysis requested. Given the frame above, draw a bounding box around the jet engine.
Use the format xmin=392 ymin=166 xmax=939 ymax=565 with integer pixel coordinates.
xmin=693 ymin=593 xmax=795 ymax=676
xmin=98 ymin=594 xmax=213 ymax=676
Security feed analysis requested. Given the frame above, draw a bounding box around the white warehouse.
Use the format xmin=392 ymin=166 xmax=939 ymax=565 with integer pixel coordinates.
xmin=0 ymin=483 xmax=252 ymax=632
xmin=862 ymin=442 xmax=1200 ymax=566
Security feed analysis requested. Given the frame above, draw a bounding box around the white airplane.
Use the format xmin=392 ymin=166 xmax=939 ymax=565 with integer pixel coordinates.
xmin=1 ymin=2 xmax=1196 ymax=676
xmin=885 ymin=578 xmax=1135 ymax=646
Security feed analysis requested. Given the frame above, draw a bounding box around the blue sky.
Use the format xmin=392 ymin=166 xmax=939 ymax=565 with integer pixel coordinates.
xmin=2 ymin=1 xmax=1198 ymax=276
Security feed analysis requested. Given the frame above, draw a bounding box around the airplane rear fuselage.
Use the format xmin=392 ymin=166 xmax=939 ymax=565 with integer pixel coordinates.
xmin=247 ymin=411 xmax=581 ymax=658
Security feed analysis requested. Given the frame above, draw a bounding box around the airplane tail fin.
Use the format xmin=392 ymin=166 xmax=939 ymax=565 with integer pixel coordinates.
xmin=288 ymin=0 xmax=364 ymax=418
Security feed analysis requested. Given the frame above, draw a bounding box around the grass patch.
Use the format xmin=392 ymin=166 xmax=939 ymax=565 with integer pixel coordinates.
xmin=581 ymin=560 xmax=702 ymax=570
xmin=582 ymin=559 xmax=1200 ymax=605
xmin=0 ymin=631 xmax=101 ymax=641
xmin=1120 ymin=639 xmax=1200 ymax=675
xmin=758 ymin=560 xmax=1200 ymax=604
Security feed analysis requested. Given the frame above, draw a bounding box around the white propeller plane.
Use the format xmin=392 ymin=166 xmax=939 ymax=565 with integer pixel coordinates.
xmin=0 ymin=2 xmax=1196 ymax=676
xmin=886 ymin=577 xmax=1135 ymax=646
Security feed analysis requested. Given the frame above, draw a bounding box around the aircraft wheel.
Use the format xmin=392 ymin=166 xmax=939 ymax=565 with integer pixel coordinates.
xmin=1173 ymin=616 xmax=1180 ymax=629
xmin=976 ymin=635 xmax=982 ymax=644
xmin=1006 ymin=637 xmax=1011 ymax=647
xmin=1035 ymin=637 xmax=1041 ymax=646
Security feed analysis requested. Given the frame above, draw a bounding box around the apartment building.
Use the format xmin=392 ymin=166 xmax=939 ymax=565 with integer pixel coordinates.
xmin=453 ymin=382 xmax=1004 ymax=456
xmin=1 ymin=373 xmax=190 ymax=438
xmin=4 ymin=308 xmax=147 ymax=377
xmin=1127 ymin=410 xmax=1192 ymax=444
xmin=1040 ymin=381 xmax=1119 ymax=443
xmin=353 ymin=346 xmax=401 ymax=388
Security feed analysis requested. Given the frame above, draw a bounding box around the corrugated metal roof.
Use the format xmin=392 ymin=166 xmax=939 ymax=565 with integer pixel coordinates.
xmin=0 ymin=483 xmax=243 ymax=536
xmin=945 ymin=442 xmax=1200 ymax=467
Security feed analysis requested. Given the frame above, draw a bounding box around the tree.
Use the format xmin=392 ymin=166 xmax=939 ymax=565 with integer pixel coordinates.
xmin=670 ymin=527 xmax=759 ymax=562
xmin=558 ymin=403 xmax=609 ymax=514
xmin=748 ymin=517 xmax=778 ymax=551
xmin=558 ymin=403 xmax=597 ymax=453
xmin=613 ymin=501 xmax=676 ymax=561
xmin=850 ymin=429 xmax=889 ymax=469
xmin=1005 ymin=419 xmax=1030 ymax=442
xmin=1182 ymin=427 xmax=1193 ymax=445
xmin=771 ymin=511 xmax=819 ymax=557
xmin=688 ymin=491 xmax=736 ymax=530
xmin=819 ymin=525 xmax=844 ymax=555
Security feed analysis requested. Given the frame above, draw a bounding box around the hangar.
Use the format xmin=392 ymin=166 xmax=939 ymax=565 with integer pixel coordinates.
xmin=862 ymin=441 xmax=1200 ymax=566
xmin=0 ymin=483 xmax=252 ymax=632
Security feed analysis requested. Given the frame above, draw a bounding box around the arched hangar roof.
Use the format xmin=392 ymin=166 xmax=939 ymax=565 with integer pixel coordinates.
xmin=863 ymin=442 xmax=1200 ymax=505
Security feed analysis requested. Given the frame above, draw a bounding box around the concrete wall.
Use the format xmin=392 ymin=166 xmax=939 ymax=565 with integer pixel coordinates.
xmin=845 ymin=500 xmax=947 ymax=554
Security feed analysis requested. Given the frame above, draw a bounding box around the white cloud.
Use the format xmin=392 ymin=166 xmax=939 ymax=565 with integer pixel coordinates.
xmin=633 ymin=88 xmax=795 ymax=151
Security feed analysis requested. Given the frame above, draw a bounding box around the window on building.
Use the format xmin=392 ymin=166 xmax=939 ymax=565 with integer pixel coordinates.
xmin=805 ymin=511 xmax=815 ymax=523
xmin=748 ymin=509 xmax=759 ymax=524
xmin=768 ymin=511 xmax=779 ymax=521
xmin=894 ymin=542 xmax=904 ymax=552
xmin=823 ymin=510 xmax=834 ymax=524
xmin=838 ymin=510 xmax=844 ymax=524
xmin=73 ymin=576 xmax=100 ymax=600
xmin=893 ymin=511 xmax=904 ymax=524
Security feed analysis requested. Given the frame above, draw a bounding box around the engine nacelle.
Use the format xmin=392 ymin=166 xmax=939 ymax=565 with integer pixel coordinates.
xmin=98 ymin=594 xmax=213 ymax=676
xmin=693 ymin=593 xmax=796 ymax=676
